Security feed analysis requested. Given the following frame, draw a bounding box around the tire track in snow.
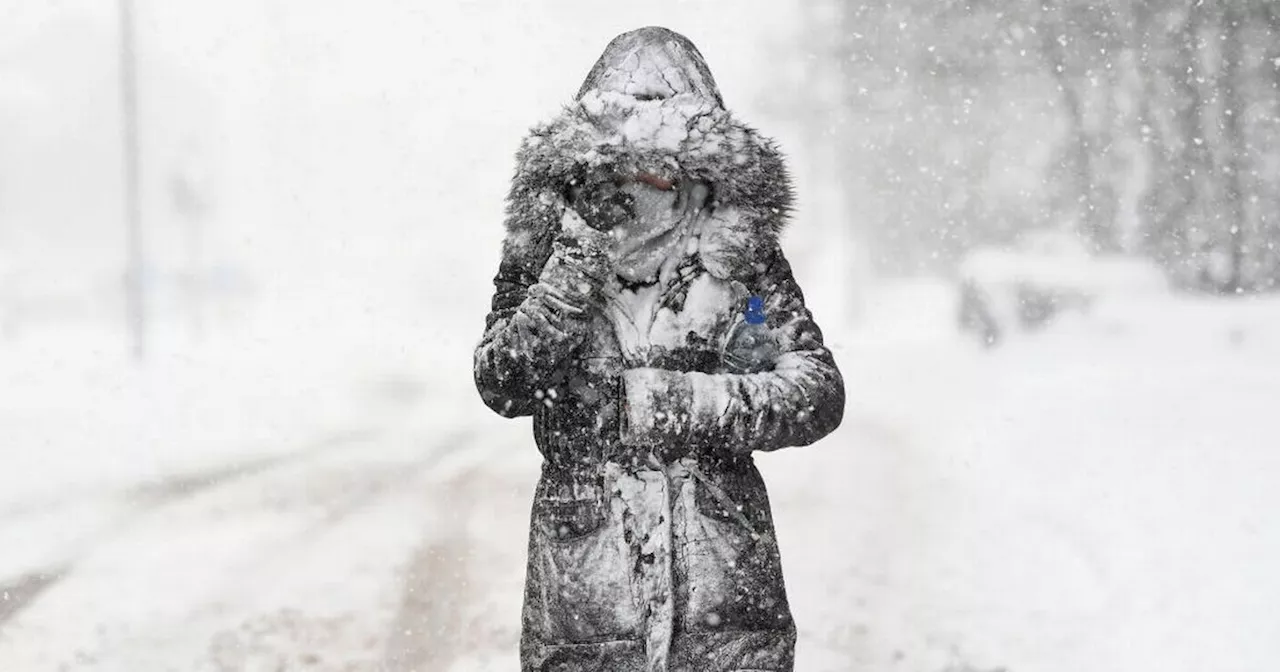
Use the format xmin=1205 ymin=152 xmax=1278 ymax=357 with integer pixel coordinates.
xmin=0 ymin=425 xmax=475 ymax=664
xmin=384 ymin=464 xmax=482 ymax=671
xmin=0 ymin=428 xmax=377 ymax=523
xmin=128 ymin=427 xmax=380 ymax=506
xmin=0 ymin=428 xmax=381 ymax=635
xmin=384 ymin=434 xmax=534 ymax=671
xmin=0 ymin=569 xmax=64 ymax=630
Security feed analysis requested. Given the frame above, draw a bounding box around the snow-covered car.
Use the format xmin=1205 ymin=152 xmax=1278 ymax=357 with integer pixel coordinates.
xmin=957 ymin=230 xmax=1167 ymax=346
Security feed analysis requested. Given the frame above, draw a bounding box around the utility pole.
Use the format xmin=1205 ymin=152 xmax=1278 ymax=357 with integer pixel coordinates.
xmin=119 ymin=0 xmax=146 ymax=359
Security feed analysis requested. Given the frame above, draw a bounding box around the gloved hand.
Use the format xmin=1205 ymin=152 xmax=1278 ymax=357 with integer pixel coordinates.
xmin=531 ymin=202 xmax=618 ymax=321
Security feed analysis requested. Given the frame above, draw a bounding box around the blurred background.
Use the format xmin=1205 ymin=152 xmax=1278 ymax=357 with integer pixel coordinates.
xmin=1 ymin=1 xmax=1278 ymax=671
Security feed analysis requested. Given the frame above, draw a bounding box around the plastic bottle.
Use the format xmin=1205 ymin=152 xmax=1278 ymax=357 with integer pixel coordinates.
xmin=722 ymin=296 xmax=780 ymax=374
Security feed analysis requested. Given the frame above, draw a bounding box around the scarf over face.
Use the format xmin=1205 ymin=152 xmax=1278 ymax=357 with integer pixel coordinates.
xmin=573 ymin=27 xmax=722 ymax=284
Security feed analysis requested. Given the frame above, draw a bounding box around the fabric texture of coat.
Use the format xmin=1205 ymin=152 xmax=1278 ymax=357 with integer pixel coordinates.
xmin=473 ymin=26 xmax=846 ymax=672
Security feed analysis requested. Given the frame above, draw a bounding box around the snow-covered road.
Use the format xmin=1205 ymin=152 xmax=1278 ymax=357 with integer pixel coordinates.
xmin=0 ymin=426 xmax=433 ymax=669
xmin=2 ymin=289 xmax=1278 ymax=672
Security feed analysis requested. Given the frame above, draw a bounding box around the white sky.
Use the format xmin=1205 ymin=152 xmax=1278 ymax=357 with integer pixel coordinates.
xmin=1 ymin=0 xmax=820 ymax=328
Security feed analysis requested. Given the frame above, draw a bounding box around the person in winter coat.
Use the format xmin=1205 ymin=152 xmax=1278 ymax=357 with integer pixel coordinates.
xmin=474 ymin=26 xmax=846 ymax=672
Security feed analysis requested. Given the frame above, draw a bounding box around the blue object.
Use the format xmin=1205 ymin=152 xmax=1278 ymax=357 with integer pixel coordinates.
xmin=724 ymin=296 xmax=778 ymax=373
xmin=744 ymin=295 xmax=766 ymax=324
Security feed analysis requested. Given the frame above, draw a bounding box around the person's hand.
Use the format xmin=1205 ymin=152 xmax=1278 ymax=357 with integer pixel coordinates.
xmin=532 ymin=206 xmax=616 ymax=319
xmin=557 ymin=205 xmax=617 ymax=262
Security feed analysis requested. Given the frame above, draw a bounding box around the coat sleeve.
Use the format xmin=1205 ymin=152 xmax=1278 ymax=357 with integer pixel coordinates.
xmin=618 ymin=248 xmax=845 ymax=451
xmin=472 ymin=172 xmax=611 ymax=418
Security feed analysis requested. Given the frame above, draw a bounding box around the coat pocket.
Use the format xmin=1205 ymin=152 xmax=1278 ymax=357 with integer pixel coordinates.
xmin=692 ymin=461 xmax=774 ymax=542
xmin=530 ymin=472 xmax=642 ymax=642
xmin=534 ymin=466 xmax=608 ymax=541
xmin=684 ymin=461 xmax=791 ymax=632
xmin=537 ymin=496 xmax=607 ymax=541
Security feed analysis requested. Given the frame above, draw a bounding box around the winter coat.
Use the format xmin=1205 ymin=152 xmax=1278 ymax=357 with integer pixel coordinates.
xmin=474 ymin=26 xmax=845 ymax=672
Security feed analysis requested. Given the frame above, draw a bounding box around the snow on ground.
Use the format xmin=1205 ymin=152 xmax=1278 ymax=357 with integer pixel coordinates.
xmin=771 ymin=281 xmax=1280 ymax=672
xmin=5 ymin=2 xmax=1279 ymax=669
xmin=0 ymin=310 xmax=517 ymax=669
xmin=5 ymin=279 xmax=1277 ymax=671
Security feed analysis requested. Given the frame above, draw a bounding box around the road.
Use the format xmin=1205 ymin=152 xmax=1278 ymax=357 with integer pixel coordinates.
xmin=2 ymin=304 xmax=1279 ymax=671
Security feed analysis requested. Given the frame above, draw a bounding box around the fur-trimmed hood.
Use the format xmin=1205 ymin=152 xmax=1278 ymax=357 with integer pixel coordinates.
xmin=503 ymin=27 xmax=794 ymax=281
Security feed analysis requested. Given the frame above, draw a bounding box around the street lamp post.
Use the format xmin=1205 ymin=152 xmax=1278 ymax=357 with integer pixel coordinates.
xmin=118 ymin=0 xmax=146 ymax=360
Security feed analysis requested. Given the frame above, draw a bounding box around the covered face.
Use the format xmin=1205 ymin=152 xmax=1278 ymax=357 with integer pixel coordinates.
xmin=574 ymin=27 xmax=721 ymax=283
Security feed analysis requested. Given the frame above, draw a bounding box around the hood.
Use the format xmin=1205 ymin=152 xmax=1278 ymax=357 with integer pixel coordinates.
xmin=502 ymin=27 xmax=794 ymax=281
xmin=574 ymin=26 xmax=723 ymax=108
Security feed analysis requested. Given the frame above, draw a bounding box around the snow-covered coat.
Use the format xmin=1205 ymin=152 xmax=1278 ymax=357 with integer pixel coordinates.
xmin=474 ymin=26 xmax=845 ymax=672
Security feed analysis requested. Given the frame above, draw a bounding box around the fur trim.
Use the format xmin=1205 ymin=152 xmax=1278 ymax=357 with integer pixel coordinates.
xmin=502 ymin=96 xmax=794 ymax=281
